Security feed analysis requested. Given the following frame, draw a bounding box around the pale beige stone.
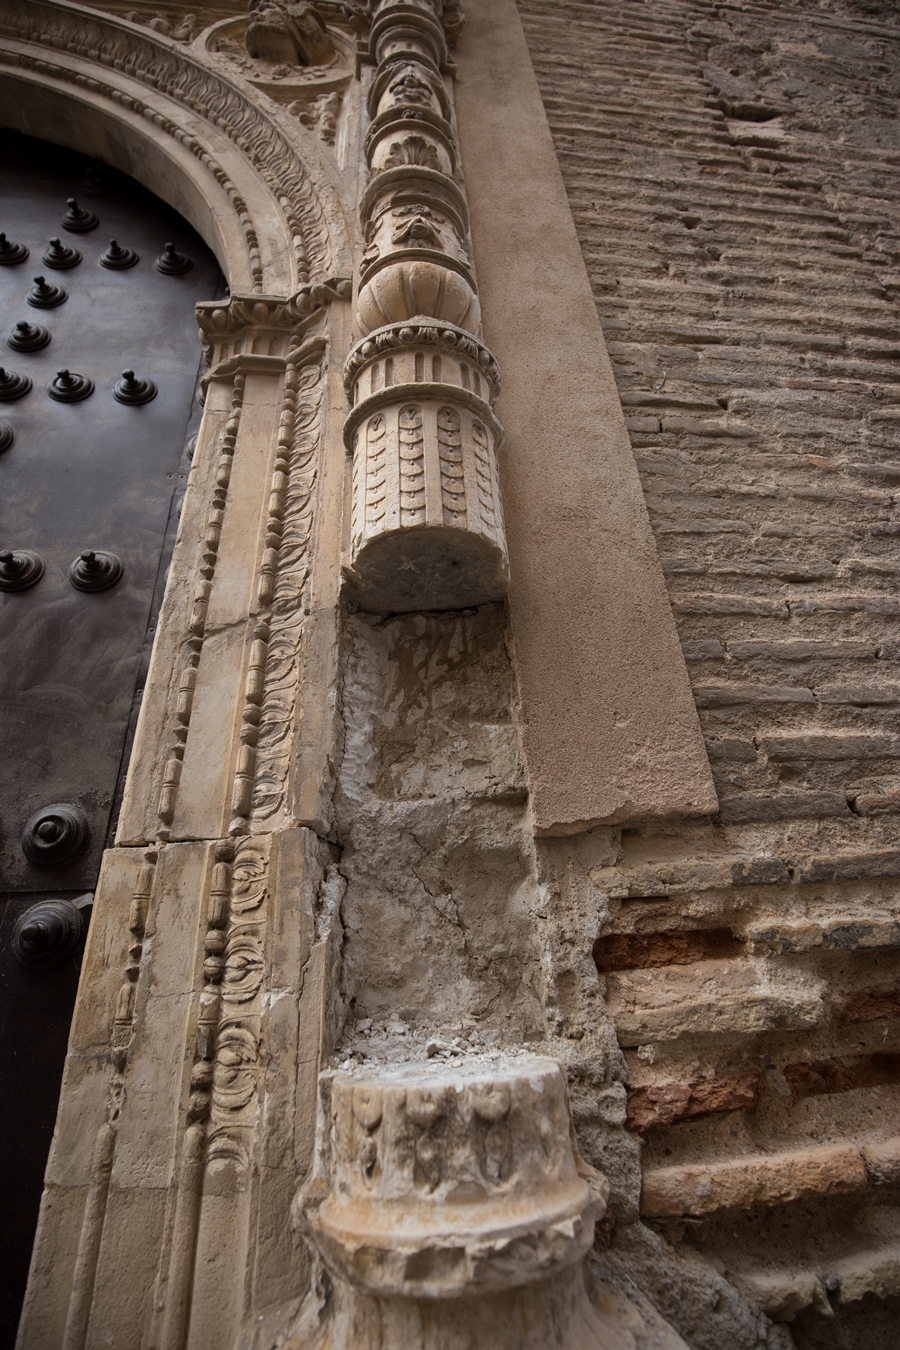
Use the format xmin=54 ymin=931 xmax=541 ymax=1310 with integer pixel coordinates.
xmin=741 ymin=1271 xmax=832 ymax=1322
xmin=833 ymin=1244 xmax=900 ymax=1304
xmin=453 ymin=0 xmax=717 ymax=835
xmin=298 ymin=1057 xmax=613 ymax=1348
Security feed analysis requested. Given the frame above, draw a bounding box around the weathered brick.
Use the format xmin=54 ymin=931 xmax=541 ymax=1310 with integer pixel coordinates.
xmin=793 ymin=851 xmax=900 ymax=884
xmin=815 ymin=683 xmax=900 ymax=705
xmin=693 ymin=683 xmax=815 ymax=707
xmin=790 ymin=594 xmax=900 ymax=616
xmin=641 ymin=1143 xmax=868 ymax=1218
xmin=783 ymin=1053 xmax=900 ymax=1098
xmin=627 ymin=1072 xmax=759 ymax=1132
xmin=606 ymin=959 xmax=824 ymax=1046
xmin=673 ymin=594 xmax=787 ymax=616
xmin=852 ymin=789 xmax=900 ymax=815
xmin=718 ymin=791 xmax=850 ymax=824
xmin=594 ymin=928 xmax=742 ymax=973
xmin=839 ymin=985 xmax=900 ymax=1024
xmin=728 ymin=639 xmax=875 ymax=660
xmin=681 ymin=640 xmax=725 ymax=660
xmin=748 ymin=913 xmax=900 ymax=953
xmin=759 ymin=732 xmax=900 ymax=761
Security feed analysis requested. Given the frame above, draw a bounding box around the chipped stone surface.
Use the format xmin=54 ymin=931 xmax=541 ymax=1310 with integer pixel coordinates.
xmin=605 ymin=958 xmax=825 ymax=1046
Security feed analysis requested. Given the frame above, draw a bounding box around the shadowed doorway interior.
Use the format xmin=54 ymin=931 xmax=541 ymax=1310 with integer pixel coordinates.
xmin=0 ymin=132 xmax=222 ymax=1349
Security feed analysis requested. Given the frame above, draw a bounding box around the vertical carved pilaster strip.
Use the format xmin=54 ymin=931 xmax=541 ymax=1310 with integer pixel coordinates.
xmin=157 ymin=841 xmax=232 ymax=1350
xmin=343 ymin=0 xmax=508 ymax=612
xmin=248 ymin=341 xmax=326 ymax=830
xmin=158 ymin=375 xmax=245 ymax=838
xmin=62 ymin=849 xmax=158 ymax=1350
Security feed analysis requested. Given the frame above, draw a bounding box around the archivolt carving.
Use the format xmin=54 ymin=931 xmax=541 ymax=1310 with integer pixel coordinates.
xmin=0 ymin=0 xmax=348 ymax=288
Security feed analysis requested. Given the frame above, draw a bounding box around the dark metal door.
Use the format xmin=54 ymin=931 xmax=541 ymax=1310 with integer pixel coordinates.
xmin=0 ymin=134 xmax=221 ymax=1347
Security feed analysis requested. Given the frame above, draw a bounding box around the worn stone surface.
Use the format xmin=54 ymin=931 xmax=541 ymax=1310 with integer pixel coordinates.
xmin=517 ymin=0 xmax=900 ymax=1342
xmin=6 ymin=1 xmax=900 ymax=1348
xmin=642 ymin=1143 xmax=870 ymax=1219
xmin=454 ymin=0 xmax=717 ymax=836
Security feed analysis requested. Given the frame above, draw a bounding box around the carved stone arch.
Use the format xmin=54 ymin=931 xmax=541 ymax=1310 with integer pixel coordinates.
xmin=0 ymin=0 xmax=353 ymax=295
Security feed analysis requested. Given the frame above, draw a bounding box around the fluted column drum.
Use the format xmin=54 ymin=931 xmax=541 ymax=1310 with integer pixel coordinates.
xmin=344 ymin=320 xmax=506 ymax=611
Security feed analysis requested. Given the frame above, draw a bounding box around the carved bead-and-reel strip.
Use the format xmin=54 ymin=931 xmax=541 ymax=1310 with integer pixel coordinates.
xmin=61 ymin=849 xmax=159 ymax=1350
xmin=345 ymin=0 xmax=509 ymax=612
xmin=159 ymin=837 xmax=269 ymax=1350
xmin=157 ymin=374 xmax=246 ymax=837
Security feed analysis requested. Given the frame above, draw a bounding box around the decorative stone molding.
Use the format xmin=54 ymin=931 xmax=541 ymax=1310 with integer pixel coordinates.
xmin=0 ymin=0 xmax=351 ymax=292
xmin=343 ymin=0 xmax=509 ymax=612
xmin=343 ymin=319 xmax=506 ymax=612
xmin=297 ymin=1057 xmax=612 ymax=1348
xmin=197 ymin=282 xmax=350 ymax=366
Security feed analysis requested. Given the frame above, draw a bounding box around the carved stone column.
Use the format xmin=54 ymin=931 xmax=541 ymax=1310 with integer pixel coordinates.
xmin=298 ymin=1058 xmax=613 ymax=1349
xmin=343 ymin=0 xmax=509 ymax=611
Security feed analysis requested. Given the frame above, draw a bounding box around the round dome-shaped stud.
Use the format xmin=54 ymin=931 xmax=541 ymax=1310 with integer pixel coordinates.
xmin=49 ymin=369 xmax=94 ymax=402
xmin=100 ymin=239 xmax=139 ymax=270
xmin=0 ymin=548 xmax=44 ymax=591
xmin=7 ymin=321 xmax=51 ymax=353
xmin=21 ymin=803 xmax=90 ymax=866
xmin=155 ymin=242 xmax=192 ymax=275
xmin=0 ymin=233 xmax=29 ymax=265
xmin=113 ymin=369 xmax=157 ymax=405
xmin=68 ymin=549 xmax=123 ymax=592
xmin=0 ymin=423 xmax=13 ymax=453
xmin=42 ymin=237 xmax=82 ymax=270
xmin=61 ymin=198 xmax=99 ymax=234
xmin=0 ymin=367 xmax=32 ymax=401
xmin=12 ymin=899 xmax=85 ymax=971
xmin=27 ymin=275 xmax=67 ymax=309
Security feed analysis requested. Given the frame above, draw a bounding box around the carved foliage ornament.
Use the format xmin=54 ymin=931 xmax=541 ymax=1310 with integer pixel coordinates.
xmin=0 ymin=0 xmax=340 ymax=285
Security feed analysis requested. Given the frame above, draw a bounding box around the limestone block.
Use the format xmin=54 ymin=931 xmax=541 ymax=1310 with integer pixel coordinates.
xmin=833 ymin=1244 xmax=900 ymax=1304
xmin=742 ymin=1270 xmax=832 ymax=1322
xmin=299 ymin=1057 xmax=613 ymax=1348
xmin=861 ymin=1136 xmax=900 ymax=1186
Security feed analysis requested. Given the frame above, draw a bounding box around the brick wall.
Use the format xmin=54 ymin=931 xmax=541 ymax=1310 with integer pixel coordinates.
xmin=519 ymin=0 xmax=900 ymax=1337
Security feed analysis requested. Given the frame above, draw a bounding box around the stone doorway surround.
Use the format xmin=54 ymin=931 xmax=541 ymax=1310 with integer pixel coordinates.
xmin=0 ymin=2 xmax=712 ymax=1347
